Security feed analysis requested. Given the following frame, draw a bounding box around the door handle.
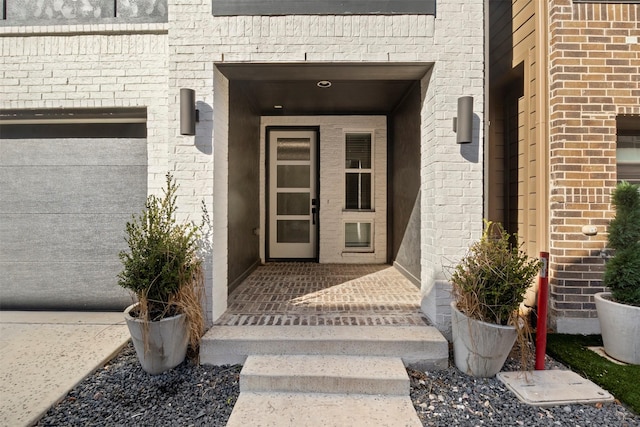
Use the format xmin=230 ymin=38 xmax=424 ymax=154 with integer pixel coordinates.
xmin=312 ymin=207 xmax=317 ymax=225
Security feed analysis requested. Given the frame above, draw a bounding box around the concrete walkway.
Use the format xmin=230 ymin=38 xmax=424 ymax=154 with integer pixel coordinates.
xmin=205 ymin=263 xmax=444 ymax=425
xmin=0 ymin=311 xmax=130 ymax=427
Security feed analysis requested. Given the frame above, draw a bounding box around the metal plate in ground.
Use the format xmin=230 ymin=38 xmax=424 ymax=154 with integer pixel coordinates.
xmin=497 ymin=370 xmax=614 ymax=407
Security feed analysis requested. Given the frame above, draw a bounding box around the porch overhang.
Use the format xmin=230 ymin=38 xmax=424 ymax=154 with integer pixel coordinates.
xmin=217 ymin=63 xmax=432 ymax=115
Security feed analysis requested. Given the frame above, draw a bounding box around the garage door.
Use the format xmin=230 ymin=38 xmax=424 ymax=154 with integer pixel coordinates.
xmin=0 ymin=109 xmax=147 ymax=310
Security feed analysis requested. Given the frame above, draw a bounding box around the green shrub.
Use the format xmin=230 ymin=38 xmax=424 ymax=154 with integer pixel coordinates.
xmin=118 ymin=172 xmax=202 ymax=317
xmin=604 ymin=181 xmax=640 ymax=306
xmin=450 ymin=221 xmax=541 ymax=325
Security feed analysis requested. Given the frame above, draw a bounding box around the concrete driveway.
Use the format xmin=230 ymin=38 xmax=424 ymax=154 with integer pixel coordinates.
xmin=0 ymin=311 xmax=130 ymax=427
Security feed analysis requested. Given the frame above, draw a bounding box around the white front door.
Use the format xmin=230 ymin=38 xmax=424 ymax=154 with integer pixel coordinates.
xmin=267 ymin=129 xmax=318 ymax=259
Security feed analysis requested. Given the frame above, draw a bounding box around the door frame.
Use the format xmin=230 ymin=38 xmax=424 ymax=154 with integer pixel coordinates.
xmin=265 ymin=126 xmax=321 ymax=261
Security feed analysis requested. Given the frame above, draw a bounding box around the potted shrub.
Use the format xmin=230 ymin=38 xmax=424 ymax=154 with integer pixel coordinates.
xmin=450 ymin=221 xmax=541 ymax=377
xmin=118 ymin=172 xmax=205 ymax=375
xmin=595 ymin=181 xmax=640 ymax=365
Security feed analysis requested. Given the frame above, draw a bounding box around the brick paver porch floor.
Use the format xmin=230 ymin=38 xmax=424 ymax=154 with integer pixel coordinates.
xmin=214 ymin=263 xmax=430 ymax=326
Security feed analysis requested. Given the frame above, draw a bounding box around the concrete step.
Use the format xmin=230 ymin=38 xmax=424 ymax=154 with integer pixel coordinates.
xmin=240 ymin=354 xmax=409 ymax=395
xmin=225 ymin=392 xmax=422 ymax=427
xmin=200 ymin=325 xmax=448 ymax=370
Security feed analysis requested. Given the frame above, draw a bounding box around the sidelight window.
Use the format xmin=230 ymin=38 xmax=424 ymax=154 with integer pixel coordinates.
xmin=345 ymin=132 xmax=373 ymax=210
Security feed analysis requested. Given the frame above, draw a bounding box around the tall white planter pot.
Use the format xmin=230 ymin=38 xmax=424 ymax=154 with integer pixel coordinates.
xmin=595 ymin=292 xmax=640 ymax=365
xmin=124 ymin=304 xmax=189 ymax=375
xmin=451 ymin=302 xmax=518 ymax=377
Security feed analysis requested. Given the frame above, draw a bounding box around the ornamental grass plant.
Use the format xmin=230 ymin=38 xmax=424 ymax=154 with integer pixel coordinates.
xmin=450 ymin=221 xmax=541 ymax=326
xmin=449 ymin=221 xmax=542 ymax=373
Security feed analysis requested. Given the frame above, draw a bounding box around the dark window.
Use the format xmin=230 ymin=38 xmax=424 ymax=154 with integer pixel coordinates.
xmin=212 ymin=0 xmax=436 ymax=17
xmin=0 ymin=0 xmax=167 ymax=26
xmin=345 ymin=133 xmax=372 ymax=210
xmin=617 ymin=116 xmax=640 ymax=185
xmin=0 ymin=108 xmax=147 ymax=138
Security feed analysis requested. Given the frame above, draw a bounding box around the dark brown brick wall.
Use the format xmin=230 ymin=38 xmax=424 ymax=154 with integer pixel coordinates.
xmin=548 ymin=0 xmax=640 ymax=326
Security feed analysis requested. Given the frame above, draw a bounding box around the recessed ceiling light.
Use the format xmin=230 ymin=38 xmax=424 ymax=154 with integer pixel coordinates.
xmin=317 ymin=80 xmax=332 ymax=88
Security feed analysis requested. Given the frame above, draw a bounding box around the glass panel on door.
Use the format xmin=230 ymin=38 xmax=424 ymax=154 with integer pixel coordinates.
xmin=277 ymin=193 xmax=310 ymax=215
xmin=268 ymin=130 xmax=317 ymax=259
xmin=277 ymin=138 xmax=311 ymax=161
xmin=277 ymin=220 xmax=310 ymax=243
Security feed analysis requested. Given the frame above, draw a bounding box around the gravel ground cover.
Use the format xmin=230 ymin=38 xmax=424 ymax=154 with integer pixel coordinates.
xmin=36 ymin=344 xmax=240 ymax=427
xmin=408 ymin=363 xmax=639 ymax=427
xmin=37 ymin=343 xmax=639 ymax=427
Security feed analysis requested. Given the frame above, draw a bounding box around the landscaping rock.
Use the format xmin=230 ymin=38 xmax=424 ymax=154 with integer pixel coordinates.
xmin=36 ymin=343 xmax=640 ymax=427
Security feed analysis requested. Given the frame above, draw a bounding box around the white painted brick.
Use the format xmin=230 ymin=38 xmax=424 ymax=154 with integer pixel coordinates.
xmin=2 ymin=0 xmax=484 ymax=329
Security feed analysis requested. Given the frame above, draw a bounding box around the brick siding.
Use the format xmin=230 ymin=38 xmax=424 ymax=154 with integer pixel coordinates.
xmin=548 ymin=0 xmax=640 ymax=332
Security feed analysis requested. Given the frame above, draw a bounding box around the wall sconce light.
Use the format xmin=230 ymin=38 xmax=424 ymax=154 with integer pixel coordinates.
xmin=180 ymin=88 xmax=199 ymax=136
xmin=453 ymin=96 xmax=473 ymax=144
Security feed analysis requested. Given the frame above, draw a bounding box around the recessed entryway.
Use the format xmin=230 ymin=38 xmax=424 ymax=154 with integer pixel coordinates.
xmin=219 ymin=63 xmax=426 ymax=307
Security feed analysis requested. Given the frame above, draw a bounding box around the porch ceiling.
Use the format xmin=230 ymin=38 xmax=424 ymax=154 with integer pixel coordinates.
xmin=218 ymin=63 xmax=431 ymax=115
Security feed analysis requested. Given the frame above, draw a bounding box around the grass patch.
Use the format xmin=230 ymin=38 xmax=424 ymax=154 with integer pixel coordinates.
xmin=545 ymin=334 xmax=640 ymax=414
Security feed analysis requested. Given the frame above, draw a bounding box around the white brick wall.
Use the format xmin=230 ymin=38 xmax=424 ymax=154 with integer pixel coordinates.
xmin=418 ymin=1 xmax=485 ymax=335
xmin=209 ymin=68 xmax=229 ymax=323
xmin=2 ymin=0 xmax=485 ymax=331
xmin=167 ymin=4 xmax=485 ymax=322
xmin=0 ymin=27 xmax=170 ymax=194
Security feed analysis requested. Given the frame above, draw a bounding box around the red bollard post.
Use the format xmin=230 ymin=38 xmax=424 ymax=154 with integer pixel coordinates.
xmin=535 ymin=251 xmax=550 ymax=370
